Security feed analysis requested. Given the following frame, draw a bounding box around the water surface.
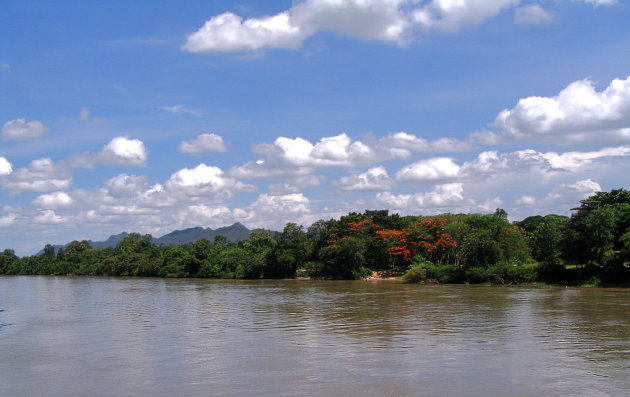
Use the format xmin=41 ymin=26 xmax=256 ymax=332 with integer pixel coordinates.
xmin=1 ymin=277 xmax=629 ymax=396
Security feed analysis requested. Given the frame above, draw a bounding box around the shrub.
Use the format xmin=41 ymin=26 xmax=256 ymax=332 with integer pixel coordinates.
xmin=304 ymin=261 xmax=326 ymax=279
xmin=352 ymin=266 xmax=372 ymax=279
xmin=425 ymin=263 xmax=464 ymax=283
xmin=402 ymin=263 xmax=428 ymax=283
xmin=465 ymin=267 xmax=490 ymax=283
xmin=487 ymin=262 xmax=537 ymax=284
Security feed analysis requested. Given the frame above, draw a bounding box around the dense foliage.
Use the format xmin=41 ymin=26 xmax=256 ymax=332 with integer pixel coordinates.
xmin=1 ymin=189 xmax=629 ymax=285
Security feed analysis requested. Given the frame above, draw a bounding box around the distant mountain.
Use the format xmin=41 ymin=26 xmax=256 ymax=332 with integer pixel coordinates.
xmin=89 ymin=232 xmax=130 ymax=249
xmin=37 ymin=223 xmax=276 ymax=255
xmin=153 ymin=222 xmax=258 ymax=246
xmin=37 ymin=232 xmax=130 ymax=256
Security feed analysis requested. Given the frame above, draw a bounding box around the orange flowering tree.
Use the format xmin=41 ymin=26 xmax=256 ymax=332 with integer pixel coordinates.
xmin=321 ymin=217 xmax=387 ymax=277
xmin=375 ymin=217 xmax=458 ymax=269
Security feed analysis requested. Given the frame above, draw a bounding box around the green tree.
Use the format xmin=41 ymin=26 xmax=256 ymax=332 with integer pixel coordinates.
xmin=267 ymin=223 xmax=311 ymax=278
xmin=528 ymin=219 xmax=564 ymax=265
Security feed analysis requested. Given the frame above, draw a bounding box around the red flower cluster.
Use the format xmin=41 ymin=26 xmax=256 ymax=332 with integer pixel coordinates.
xmin=375 ymin=218 xmax=458 ymax=265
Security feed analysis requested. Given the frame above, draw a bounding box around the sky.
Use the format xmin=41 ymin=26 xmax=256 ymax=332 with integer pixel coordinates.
xmin=1 ymin=0 xmax=630 ymax=255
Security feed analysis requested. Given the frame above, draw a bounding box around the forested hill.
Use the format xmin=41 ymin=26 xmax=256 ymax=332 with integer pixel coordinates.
xmin=38 ymin=223 xmax=272 ymax=255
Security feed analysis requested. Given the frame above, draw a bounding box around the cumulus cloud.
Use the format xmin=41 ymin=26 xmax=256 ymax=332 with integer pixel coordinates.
xmin=99 ymin=136 xmax=148 ymax=166
xmin=230 ymin=133 xmax=375 ymax=180
xmin=413 ymin=0 xmax=519 ymax=32
xmin=32 ymin=192 xmax=73 ymax=209
xmin=460 ymin=146 xmax=630 ymax=179
xmin=165 ymin=163 xmax=254 ymax=199
xmin=378 ymin=132 xmax=475 ymax=157
xmin=179 ymin=133 xmax=228 ymax=154
xmin=514 ymin=4 xmax=553 ymax=25
xmin=553 ymin=179 xmax=602 ymax=199
xmin=187 ymin=0 xmax=594 ymax=53
xmin=575 ymin=0 xmax=617 ymax=5
xmin=250 ymin=193 xmax=310 ymax=215
xmin=0 ymin=157 xmax=12 ymax=175
xmin=2 ymin=118 xmax=48 ymax=140
xmin=0 ymin=213 xmax=17 ymax=227
xmin=388 ymin=146 xmax=628 ymax=191
xmin=173 ymin=204 xmax=234 ymax=229
xmin=541 ymin=146 xmax=630 ymax=171
xmin=475 ymin=75 xmax=630 ymax=146
xmin=396 ymin=157 xmax=460 ymax=183
xmin=228 ymin=193 xmax=313 ymax=230
xmin=105 ymin=174 xmax=148 ymax=198
xmin=516 ymin=195 xmax=536 ymax=205
xmin=339 ymin=166 xmax=395 ymax=191
xmin=516 ymin=178 xmax=603 ymax=215
xmin=32 ymin=210 xmax=67 ymax=224
xmin=0 ymin=137 xmax=150 ymax=195
xmin=375 ymin=183 xmax=465 ymax=210
xmin=1 ymin=158 xmax=73 ymax=193
xmin=183 ymin=11 xmax=302 ymax=53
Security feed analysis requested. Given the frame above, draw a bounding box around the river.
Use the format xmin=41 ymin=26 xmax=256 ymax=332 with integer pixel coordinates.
xmin=1 ymin=276 xmax=629 ymax=396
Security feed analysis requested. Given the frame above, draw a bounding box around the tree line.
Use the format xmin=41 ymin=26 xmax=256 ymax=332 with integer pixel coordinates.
xmin=1 ymin=188 xmax=629 ymax=285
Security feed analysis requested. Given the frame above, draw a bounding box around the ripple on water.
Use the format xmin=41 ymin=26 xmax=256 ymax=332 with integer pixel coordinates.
xmin=1 ymin=278 xmax=630 ymax=396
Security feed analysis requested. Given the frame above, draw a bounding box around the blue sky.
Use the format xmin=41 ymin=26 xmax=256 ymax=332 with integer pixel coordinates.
xmin=2 ymin=0 xmax=630 ymax=255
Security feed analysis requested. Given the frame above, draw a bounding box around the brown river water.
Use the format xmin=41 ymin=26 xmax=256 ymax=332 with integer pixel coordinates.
xmin=1 ymin=276 xmax=629 ymax=396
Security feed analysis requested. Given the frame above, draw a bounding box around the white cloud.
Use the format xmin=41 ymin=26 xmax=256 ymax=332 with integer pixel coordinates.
xmin=514 ymin=5 xmax=553 ymax=25
xmin=0 ymin=137 xmax=153 ymax=195
xmin=311 ymin=133 xmax=373 ymax=164
xmin=413 ymin=0 xmax=519 ymax=32
xmin=183 ymin=11 xmax=302 ymax=53
xmin=560 ymin=179 xmax=602 ymax=197
xmin=251 ymin=193 xmax=310 ymax=215
xmin=290 ymin=0 xmax=410 ymax=42
xmin=229 ymin=159 xmax=313 ymax=180
xmin=230 ymin=133 xmax=376 ymax=180
xmin=1 ymin=157 xmax=73 ymax=193
xmin=6 ymin=179 xmax=73 ymax=193
xmin=378 ymin=132 xmax=475 ymax=157
xmin=229 ymin=193 xmax=313 ymax=230
xmin=461 ymin=149 xmax=547 ymax=177
xmin=541 ymin=146 xmax=630 ymax=171
xmin=375 ymin=183 xmax=465 ymax=210
xmin=0 ymin=213 xmax=17 ymax=227
xmin=2 ymin=118 xmax=48 ymax=140
xmin=100 ymin=136 xmax=148 ymax=166
xmin=179 ymin=133 xmax=228 ymax=154
xmin=521 ymin=178 xmax=603 ymax=215
xmin=32 ymin=192 xmax=73 ymax=209
xmin=176 ymin=204 xmax=234 ymax=227
xmin=516 ymin=195 xmax=536 ymax=205
xmin=0 ymin=157 xmax=12 ymax=175
xmin=160 ymin=105 xmax=202 ymax=117
xmin=32 ymin=210 xmax=67 ymax=224
xmin=187 ymin=0 xmax=580 ymax=54
xmin=574 ymin=0 xmax=617 ymax=5
xmin=104 ymin=174 xmax=148 ymax=198
xmin=480 ymin=75 xmax=630 ymax=146
xmin=476 ymin=196 xmax=504 ymax=212
xmin=459 ymin=146 xmax=629 ymax=179
xmin=339 ymin=166 xmax=394 ymax=191
xmin=396 ymin=157 xmax=460 ymax=183
xmin=165 ymin=163 xmax=254 ymax=199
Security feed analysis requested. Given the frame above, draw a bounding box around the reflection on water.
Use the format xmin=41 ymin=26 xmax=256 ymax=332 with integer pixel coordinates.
xmin=1 ymin=277 xmax=629 ymax=396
